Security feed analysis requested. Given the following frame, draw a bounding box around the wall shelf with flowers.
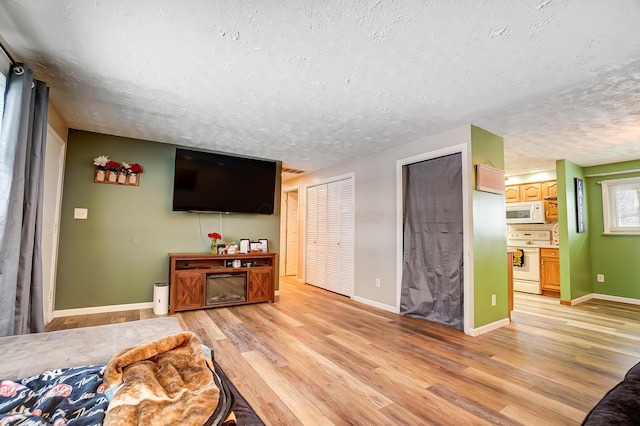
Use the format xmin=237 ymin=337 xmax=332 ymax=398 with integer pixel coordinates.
xmin=93 ymin=155 xmax=144 ymax=186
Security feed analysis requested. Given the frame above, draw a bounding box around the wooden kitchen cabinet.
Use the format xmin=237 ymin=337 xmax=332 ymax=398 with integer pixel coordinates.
xmin=542 ymin=181 xmax=557 ymax=198
xmin=520 ymin=183 xmax=542 ymax=201
xmin=542 ymin=180 xmax=559 ymax=222
xmin=505 ymin=185 xmax=521 ymax=203
xmin=544 ymin=198 xmax=559 ymax=222
xmin=540 ymin=247 xmax=560 ymax=298
xmin=510 ymin=180 xmax=557 ymax=200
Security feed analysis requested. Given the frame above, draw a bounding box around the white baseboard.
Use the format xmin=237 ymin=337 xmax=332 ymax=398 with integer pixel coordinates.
xmin=592 ymin=293 xmax=640 ymax=305
xmin=565 ymin=293 xmax=640 ymax=306
xmin=53 ymin=302 xmax=155 ymax=318
xmin=351 ymin=296 xmax=398 ymax=314
xmin=469 ymin=318 xmax=510 ymax=337
xmin=566 ymin=293 xmax=594 ymax=305
xmin=54 ymin=289 xmax=286 ymax=318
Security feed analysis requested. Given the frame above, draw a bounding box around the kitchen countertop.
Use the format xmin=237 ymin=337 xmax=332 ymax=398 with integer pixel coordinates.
xmin=507 ymin=244 xmax=559 ymax=249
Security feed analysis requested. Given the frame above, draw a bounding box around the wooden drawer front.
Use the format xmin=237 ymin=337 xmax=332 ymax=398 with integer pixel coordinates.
xmin=541 ymin=248 xmax=559 ymax=258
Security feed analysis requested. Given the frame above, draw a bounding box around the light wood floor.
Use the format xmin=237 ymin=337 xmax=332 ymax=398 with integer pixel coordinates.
xmin=46 ymin=278 xmax=640 ymax=425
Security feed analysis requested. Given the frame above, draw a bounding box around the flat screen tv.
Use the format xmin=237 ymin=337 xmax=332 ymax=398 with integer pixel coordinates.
xmin=172 ymin=148 xmax=277 ymax=214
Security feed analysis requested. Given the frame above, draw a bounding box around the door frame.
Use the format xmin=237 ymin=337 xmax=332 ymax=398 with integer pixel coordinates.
xmin=42 ymin=125 xmax=66 ymax=324
xmin=282 ymin=188 xmax=299 ymax=277
xmin=301 ymin=172 xmax=355 ymax=291
xmin=395 ymin=143 xmax=472 ymax=335
xmin=281 ymin=182 xmax=304 ymax=282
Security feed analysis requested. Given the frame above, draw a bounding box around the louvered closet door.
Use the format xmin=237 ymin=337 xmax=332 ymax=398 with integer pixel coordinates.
xmin=337 ymin=179 xmax=354 ymax=296
xmin=325 ymin=182 xmax=341 ymax=293
xmin=305 ymin=186 xmax=319 ymax=287
xmin=315 ymin=185 xmax=328 ymax=289
xmin=307 ymin=178 xmax=354 ymax=296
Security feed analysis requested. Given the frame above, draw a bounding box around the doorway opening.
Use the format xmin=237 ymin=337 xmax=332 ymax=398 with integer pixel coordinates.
xmin=282 ymin=190 xmax=299 ymax=277
xmin=396 ymin=144 xmax=471 ymax=334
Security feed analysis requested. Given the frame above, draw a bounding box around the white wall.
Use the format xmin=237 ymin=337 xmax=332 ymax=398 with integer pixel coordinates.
xmin=506 ymin=170 xmax=556 ymax=185
xmin=288 ymin=125 xmax=472 ymax=308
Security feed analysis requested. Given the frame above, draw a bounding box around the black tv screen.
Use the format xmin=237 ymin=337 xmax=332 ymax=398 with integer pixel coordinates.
xmin=172 ymin=148 xmax=277 ymax=214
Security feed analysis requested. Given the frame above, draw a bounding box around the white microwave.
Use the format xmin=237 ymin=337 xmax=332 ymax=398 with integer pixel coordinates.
xmin=506 ymin=200 xmax=545 ymax=224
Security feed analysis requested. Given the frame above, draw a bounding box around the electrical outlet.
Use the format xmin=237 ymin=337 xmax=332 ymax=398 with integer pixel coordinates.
xmin=491 ymin=294 xmax=496 ymax=306
xmin=597 ymin=274 xmax=605 ymax=283
xmin=375 ymin=278 xmax=381 ymax=288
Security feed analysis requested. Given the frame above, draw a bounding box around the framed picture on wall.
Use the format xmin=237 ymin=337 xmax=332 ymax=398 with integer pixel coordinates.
xmin=575 ymin=177 xmax=585 ymax=233
xmin=475 ymin=164 xmax=505 ymax=195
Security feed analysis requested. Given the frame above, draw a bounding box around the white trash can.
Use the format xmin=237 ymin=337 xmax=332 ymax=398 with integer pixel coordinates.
xmin=153 ymin=282 xmax=169 ymax=315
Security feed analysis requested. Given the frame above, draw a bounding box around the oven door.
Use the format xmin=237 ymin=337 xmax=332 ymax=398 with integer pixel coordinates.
xmin=510 ymin=247 xmax=541 ymax=294
xmin=512 ymin=247 xmax=540 ymax=281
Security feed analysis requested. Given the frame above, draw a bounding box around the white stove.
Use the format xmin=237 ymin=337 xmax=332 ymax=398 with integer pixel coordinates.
xmin=507 ymin=231 xmax=551 ymax=294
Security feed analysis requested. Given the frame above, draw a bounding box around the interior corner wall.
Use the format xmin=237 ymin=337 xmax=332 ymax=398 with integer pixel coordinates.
xmin=470 ymin=125 xmax=507 ymax=328
xmin=55 ymin=130 xmax=281 ymax=310
xmin=584 ymin=159 xmax=640 ymax=299
xmin=556 ymin=160 xmax=591 ymax=300
xmin=47 ymin=102 xmax=68 ymax=141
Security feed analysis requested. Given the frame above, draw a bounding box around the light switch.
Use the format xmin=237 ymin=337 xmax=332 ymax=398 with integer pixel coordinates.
xmin=74 ymin=208 xmax=88 ymax=219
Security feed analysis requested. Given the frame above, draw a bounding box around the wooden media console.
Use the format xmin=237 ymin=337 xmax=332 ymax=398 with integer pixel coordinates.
xmin=169 ymin=252 xmax=276 ymax=314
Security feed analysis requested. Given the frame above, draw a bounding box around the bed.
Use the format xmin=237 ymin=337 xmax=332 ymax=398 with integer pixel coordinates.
xmin=0 ymin=317 xmax=264 ymax=425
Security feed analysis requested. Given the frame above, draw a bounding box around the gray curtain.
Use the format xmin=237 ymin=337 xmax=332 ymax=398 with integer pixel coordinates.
xmin=400 ymin=153 xmax=464 ymax=330
xmin=0 ymin=63 xmax=48 ymax=336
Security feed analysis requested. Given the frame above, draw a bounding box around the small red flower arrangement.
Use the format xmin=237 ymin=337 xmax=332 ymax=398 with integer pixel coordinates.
xmin=208 ymin=232 xmax=222 ymax=254
xmin=129 ymin=163 xmax=144 ymax=174
xmin=105 ymin=160 xmax=121 ymax=172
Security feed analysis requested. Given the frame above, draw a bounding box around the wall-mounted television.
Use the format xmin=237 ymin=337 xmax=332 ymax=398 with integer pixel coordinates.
xmin=172 ymin=148 xmax=277 ymax=215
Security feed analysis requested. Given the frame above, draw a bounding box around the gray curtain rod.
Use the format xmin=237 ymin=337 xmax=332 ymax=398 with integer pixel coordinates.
xmin=0 ymin=41 xmax=16 ymax=65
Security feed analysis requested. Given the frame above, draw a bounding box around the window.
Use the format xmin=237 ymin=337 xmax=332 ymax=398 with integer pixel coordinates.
xmin=0 ymin=52 xmax=9 ymax=135
xmin=601 ymin=177 xmax=640 ymax=235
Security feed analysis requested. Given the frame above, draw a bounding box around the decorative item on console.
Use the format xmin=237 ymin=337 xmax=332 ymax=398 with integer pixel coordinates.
xmin=207 ymin=232 xmax=222 ymax=254
xmin=226 ymin=242 xmax=238 ymax=254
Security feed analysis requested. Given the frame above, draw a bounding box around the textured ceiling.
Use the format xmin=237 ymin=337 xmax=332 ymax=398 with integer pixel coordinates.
xmin=1 ymin=0 xmax=639 ymax=176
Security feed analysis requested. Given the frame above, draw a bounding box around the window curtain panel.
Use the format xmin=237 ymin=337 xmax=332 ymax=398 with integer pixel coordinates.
xmin=0 ymin=63 xmax=48 ymax=336
xmin=400 ymin=153 xmax=464 ymax=330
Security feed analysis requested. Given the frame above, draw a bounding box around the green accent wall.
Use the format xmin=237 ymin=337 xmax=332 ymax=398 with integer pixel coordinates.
xmin=470 ymin=125 xmax=507 ymax=328
xmin=557 ymin=160 xmax=591 ymax=300
xmin=585 ymin=160 xmax=640 ymax=299
xmin=56 ymin=131 xmax=281 ymax=310
xmin=557 ymin=159 xmax=640 ymax=302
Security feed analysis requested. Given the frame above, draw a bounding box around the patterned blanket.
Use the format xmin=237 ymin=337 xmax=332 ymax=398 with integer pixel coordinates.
xmin=0 ymin=365 xmax=108 ymax=425
xmin=0 ymin=332 xmax=234 ymax=426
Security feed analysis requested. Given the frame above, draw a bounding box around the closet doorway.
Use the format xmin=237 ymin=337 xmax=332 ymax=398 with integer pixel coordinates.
xmin=305 ymin=175 xmax=354 ymax=297
xmin=396 ymin=145 xmax=470 ymax=333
